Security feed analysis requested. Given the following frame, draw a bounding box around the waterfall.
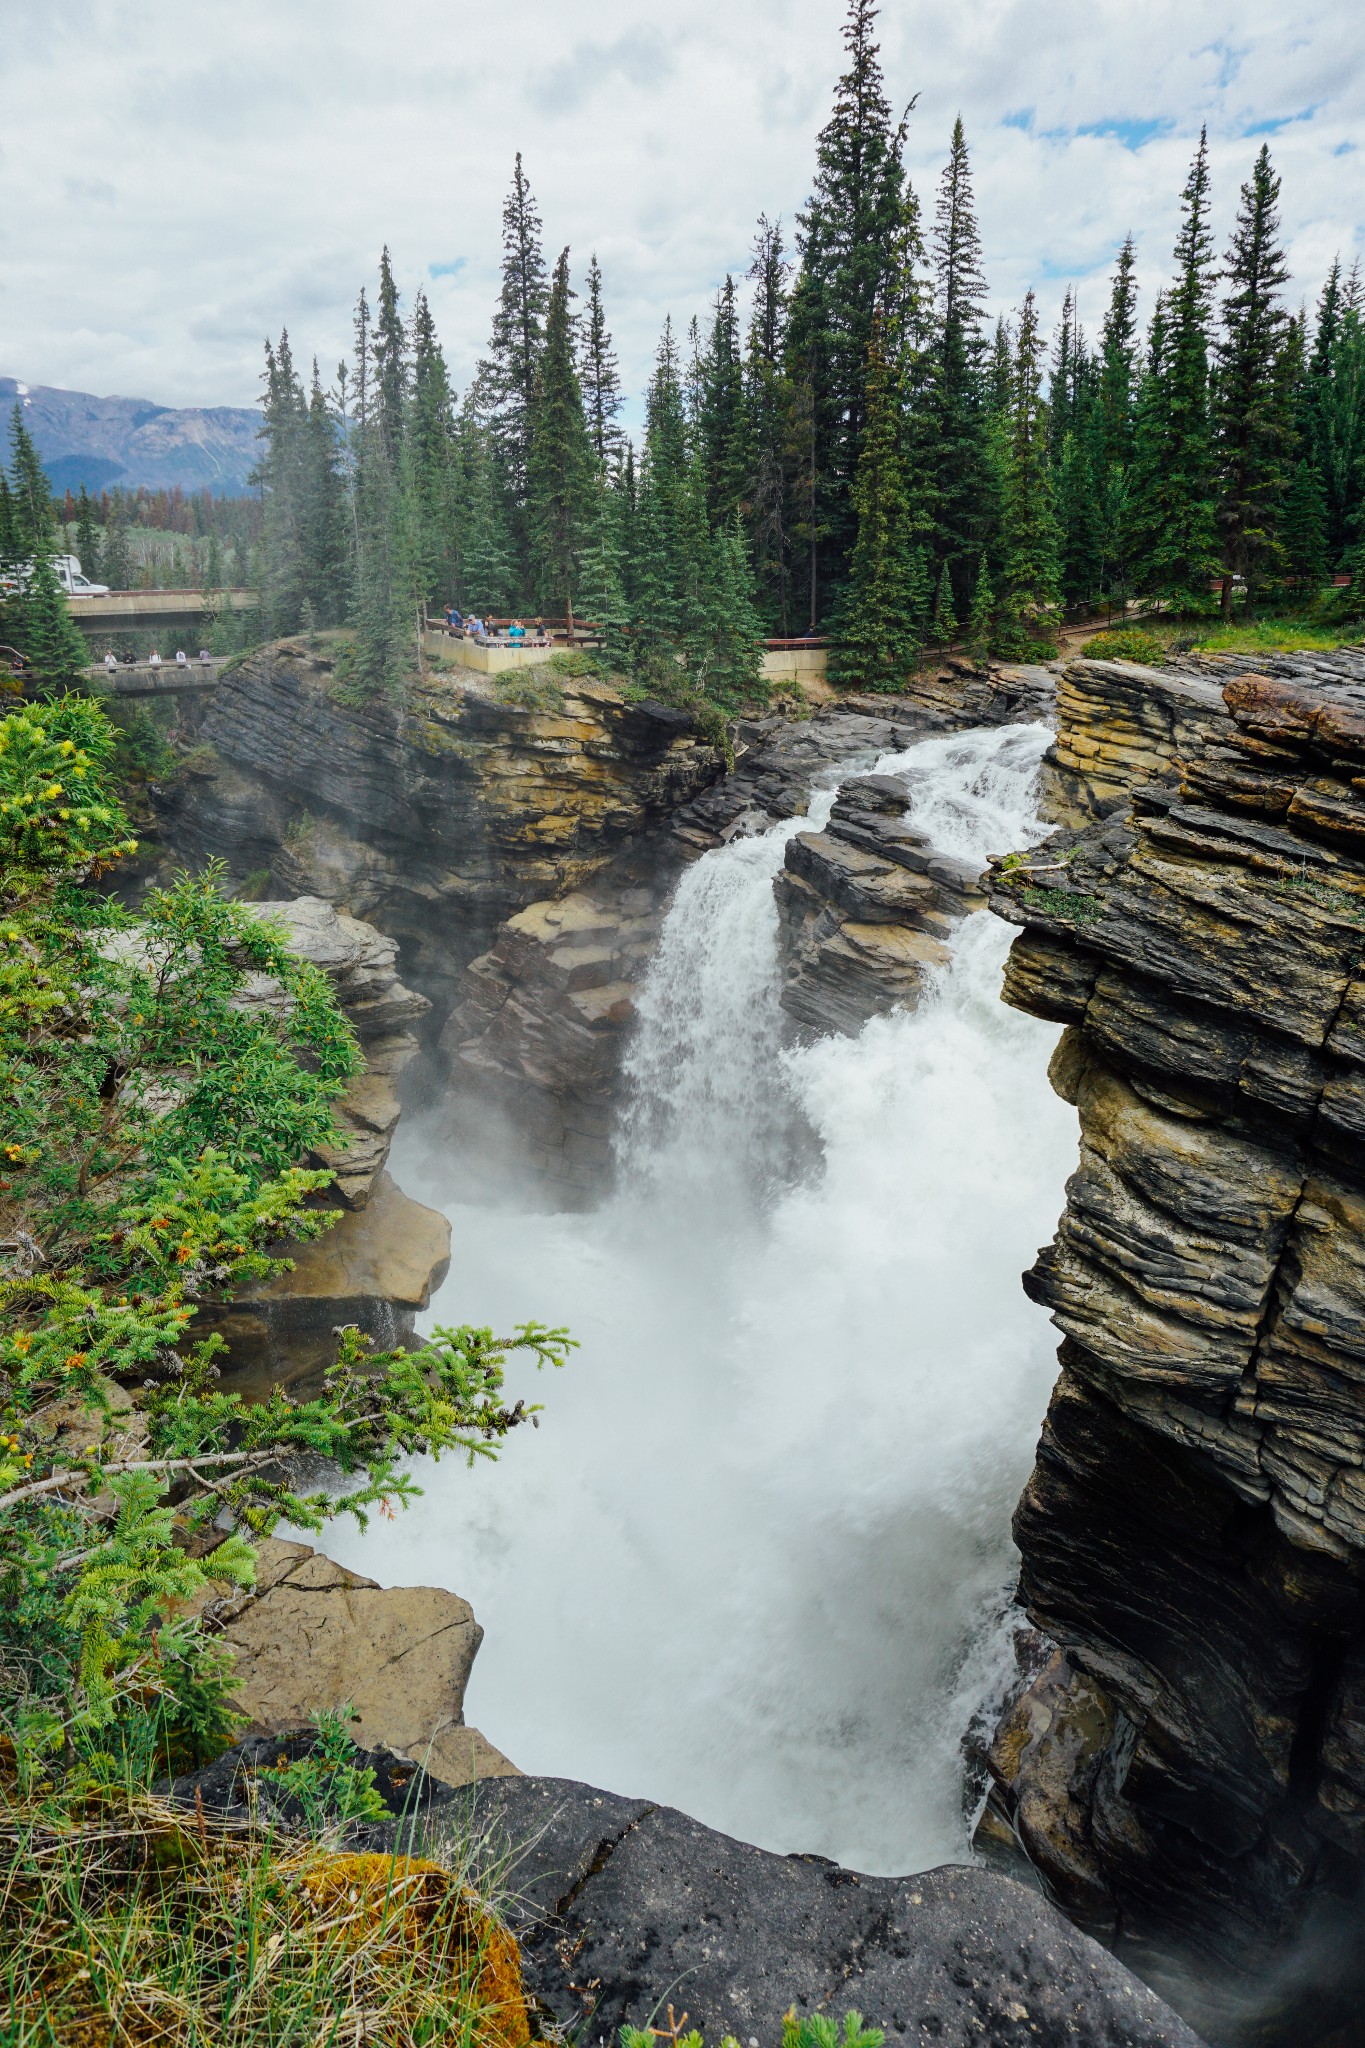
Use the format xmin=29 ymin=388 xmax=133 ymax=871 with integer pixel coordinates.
xmin=331 ymin=720 xmax=1078 ymax=1876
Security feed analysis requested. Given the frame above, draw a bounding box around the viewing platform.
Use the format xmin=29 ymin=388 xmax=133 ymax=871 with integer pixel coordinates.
xmin=423 ymin=626 xmax=829 ymax=685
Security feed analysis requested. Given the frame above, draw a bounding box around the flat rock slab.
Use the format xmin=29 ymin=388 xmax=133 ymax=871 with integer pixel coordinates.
xmin=205 ymin=1539 xmax=517 ymax=1787
xmin=464 ymin=1776 xmax=1206 ymax=2047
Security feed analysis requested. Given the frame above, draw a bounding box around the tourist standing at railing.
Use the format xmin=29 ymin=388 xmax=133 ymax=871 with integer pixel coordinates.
xmin=103 ymin=651 xmax=117 ymax=673
xmin=148 ymin=649 xmax=162 ymax=669
xmin=508 ymin=619 xmax=526 ymax=645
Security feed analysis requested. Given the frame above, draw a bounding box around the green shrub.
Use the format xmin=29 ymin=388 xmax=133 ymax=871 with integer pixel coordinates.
xmin=1 ymin=694 xmax=572 ymax=1779
xmin=1079 ymin=627 xmax=1166 ymax=665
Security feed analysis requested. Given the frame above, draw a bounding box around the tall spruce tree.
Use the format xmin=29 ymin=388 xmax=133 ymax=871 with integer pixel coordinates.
xmin=299 ymin=361 xmax=351 ymax=624
xmin=745 ymin=214 xmax=794 ymax=632
xmin=787 ymin=0 xmax=912 ymax=619
xmin=926 ymin=117 xmax=990 ymax=606
xmin=1213 ymin=144 xmax=1293 ymax=613
xmin=1307 ymin=260 xmax=1365 ymax=570
xmin=455 ymin=382 xmax=515 ymax=613
xmin=1130 ymin=130 xmax=1220 ymax=604
xmin=3 ymin=407 xmax=91 ymax=689
xmin=485 ymin=153 xmax=549 ymax=590
xmin=74 ymin=486 xmax=101 ymax=584
xmin=254 ymin=331 xmax=309 ymax=635
xmin=697 ymin=276 xmax=751 ymax=528
xmin=997 ymin=291 xmax=1060 ymax=647
xmin=373 ymin=247 xmax=408 ymax=464
xmin=1094 ymin=235 xmax=1139 ymax=596
xmin=831 ymin=315 xmax=930 ymax=689
xmin=526 ymin=247 xmax=596 ymax=629
xmin=579 ymin=254 xmax=625 ymax=471
xmin=408 ymin=289 xmax=459 ymax=608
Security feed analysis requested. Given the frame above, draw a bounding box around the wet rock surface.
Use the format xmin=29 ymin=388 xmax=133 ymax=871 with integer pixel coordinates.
xmin=173 ymin=1757 xmax=1204 ymax=2045
xmin=467 ymin=1777 xmax=1204 ymax=2047
xmin=984 ymin=655 xmax=1365 ymax=2043
xmin=774 ymin=774 xmax=981 ymax=1037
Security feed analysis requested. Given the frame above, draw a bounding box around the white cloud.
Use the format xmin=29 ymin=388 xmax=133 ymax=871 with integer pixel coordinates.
xmin=1 ymin=0 xmax=1362 ymax=427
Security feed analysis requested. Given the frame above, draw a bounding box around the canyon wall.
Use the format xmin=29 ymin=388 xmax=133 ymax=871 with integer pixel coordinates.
xmin=155 ymin=641 xmax=727 ymax=1018
xmin=445 ymin=666 xmax=1055 ymax=1203
xmin=983 ymin=650 xmax=1365 ymax=2044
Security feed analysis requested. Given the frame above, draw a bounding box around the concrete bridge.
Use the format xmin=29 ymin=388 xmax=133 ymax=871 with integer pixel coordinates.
xmin=68 ymin=589 xmax=257 ymax=628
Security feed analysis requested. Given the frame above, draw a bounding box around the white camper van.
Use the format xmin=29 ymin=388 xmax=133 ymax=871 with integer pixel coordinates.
xmin=54 ymin=554 xmax=111 ymax=597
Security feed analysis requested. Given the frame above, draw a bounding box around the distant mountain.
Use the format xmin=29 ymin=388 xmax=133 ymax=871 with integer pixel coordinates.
xmin=0 ymin=377 xmax=260 ymax=498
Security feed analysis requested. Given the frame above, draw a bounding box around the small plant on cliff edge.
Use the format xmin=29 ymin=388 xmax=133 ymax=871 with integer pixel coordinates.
xmin=0 ymin=693 xmax=573 ymax=1783
xmin=621 ymin=2005 xmax=886 ymax=2048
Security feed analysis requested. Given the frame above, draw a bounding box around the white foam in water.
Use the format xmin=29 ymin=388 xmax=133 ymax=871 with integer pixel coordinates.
xmin=328 ymin=721 xmax=1078 ymax=1874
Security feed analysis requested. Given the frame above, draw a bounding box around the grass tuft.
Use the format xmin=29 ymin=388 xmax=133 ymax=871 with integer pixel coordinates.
xmin=0 ymin=1778 xmax=528 ymax=2048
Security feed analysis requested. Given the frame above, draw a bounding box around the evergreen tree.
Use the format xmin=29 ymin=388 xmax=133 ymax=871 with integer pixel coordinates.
xmin=628 ymin=321 xmax=688 ymax=668
xmin=1213 ymin=144 xmax=1293 ymax=612
xmin=579 ymin=254 xmax=625 ymax=471
xmin=926 ymin=117 xmax=991 ymax=606
xmin=1094 ymin=235 xmax=1140 ymax=596
xmin=697 ymin=276 xmax=751 ymax=528
xmin=966 ymin=551 xmax=994 ymax=658
xmin=373 ymin=247 xmax=408 ymax=464
xmin=526 ymin=247 xmax=596 ymax=628
xmin=74 ymin=486 xmax=102 ymax=584
xmin=931 ymin=557 xmax=957 ymax=643
xmin=787 ymin=0 xmax=913 ymax=617
xmin=1048 ymin=288 xmax=1079 ymax=466
xmin=485 ymin=152 xmax=549 ymax=576
xmin=254 ymin=331 xmax=309 ymax=635
xmin=3 ymin=407 xmax=90 ymax=689
xmin=576 ymin=470 xmax=630 ymax=665
xmin=101 ymin=494 xmax=132 ymax=592
xmin=298 ymin=361 xmax=350 ymax=623
xmin=830 ymin=316 xmax=930 ymax=689
xmin=456 ymin=388 xmax=516 ymax=614
xmin=744 ymin=214 xmax=794 ymax=633
xmin=998 ymin=290 xmax=1061 ymax=646
xmin=1130 ymin=130 xmax=1220 ymax=604
xmin=408 ymin=289 xmax=459 ymax=608
xmin=1307 ymin=260 xmax=1365 ymax=569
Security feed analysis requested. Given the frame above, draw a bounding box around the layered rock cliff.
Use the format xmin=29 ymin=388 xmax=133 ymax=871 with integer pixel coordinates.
xmin=155 ymin=641 xmax=727 ymax=1018
xmin=981 ymin=651 xmax=1365 ymax=2044
xmin=445 ymin=668 xmax=1055 ymax=1201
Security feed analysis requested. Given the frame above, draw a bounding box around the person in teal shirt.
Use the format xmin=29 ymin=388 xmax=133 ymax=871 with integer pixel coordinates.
xmin=508 ymin=619 xmax=526 ymax=644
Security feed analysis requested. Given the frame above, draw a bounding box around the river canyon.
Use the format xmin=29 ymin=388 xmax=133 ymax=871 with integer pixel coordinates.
xmin=147 ymin=643 xmax=1365 ymax=2046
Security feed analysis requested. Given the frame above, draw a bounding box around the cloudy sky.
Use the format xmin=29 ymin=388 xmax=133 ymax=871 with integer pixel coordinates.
xmin=2 ymin=0 xmax=1363 ymax=427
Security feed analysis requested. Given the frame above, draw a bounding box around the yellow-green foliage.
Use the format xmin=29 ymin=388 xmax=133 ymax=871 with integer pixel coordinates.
xmin=1078 ymin=627 xmax=1166 ymax=665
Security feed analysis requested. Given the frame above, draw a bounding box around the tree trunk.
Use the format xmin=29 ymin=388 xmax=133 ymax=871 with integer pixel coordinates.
xmin=1220 ymin=573 xmax=1233 ymax=621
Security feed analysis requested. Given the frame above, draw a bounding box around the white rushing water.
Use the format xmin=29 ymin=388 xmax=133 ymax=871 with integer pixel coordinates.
xmin=329 ymin=721 xmax=1078 ymax=1874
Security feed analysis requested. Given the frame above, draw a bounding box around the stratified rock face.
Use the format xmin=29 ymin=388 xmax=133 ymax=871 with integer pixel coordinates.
xmin=775 ymin=774 xmax=980 ymax=1036
xmin=984 ymin=658 xmax=1365 ymax=2043
xmin=442 ymin=704 xmax=953 ymax=1205
xmin=1040 ymin=658 xmax=1229 ymax=825
xmin=458 ymin=1776 xmax=1205 ymax=2048
xmin=156 ymin=644 xmax=727 ymax=1015
xmin=252 ymin=894 xmax=430 ymax=1207
xmin=445 ymin=682 xmax=1057 ymax=1202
